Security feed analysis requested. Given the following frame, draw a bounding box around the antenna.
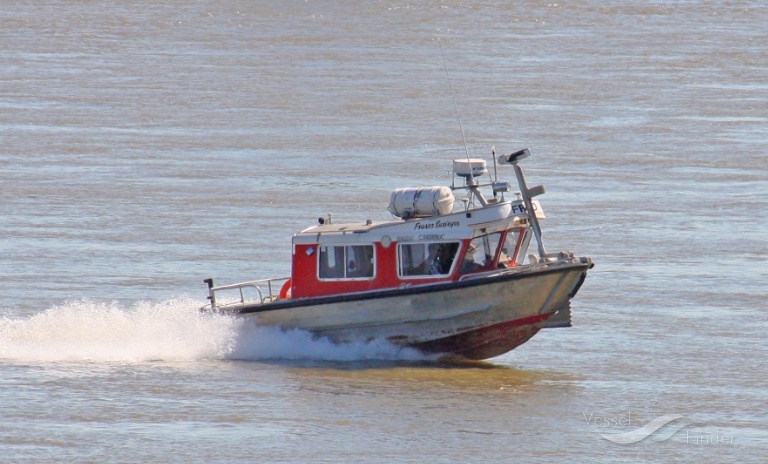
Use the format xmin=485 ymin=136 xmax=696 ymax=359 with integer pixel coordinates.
xmin=492 ymin=146 xmax=498 ymax=182
xmin=437 ymin=39 xmax=471 ymax=165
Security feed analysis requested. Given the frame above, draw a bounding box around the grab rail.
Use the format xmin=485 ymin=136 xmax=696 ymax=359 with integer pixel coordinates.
xmin=203 ymin=277 xmax=291 ymax=310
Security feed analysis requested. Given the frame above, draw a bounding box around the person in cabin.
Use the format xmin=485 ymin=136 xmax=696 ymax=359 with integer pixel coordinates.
xmin=429 ymin=245 xmax=445 ymax=275
xmin=428 ymin=243 xmax=459 ymax=275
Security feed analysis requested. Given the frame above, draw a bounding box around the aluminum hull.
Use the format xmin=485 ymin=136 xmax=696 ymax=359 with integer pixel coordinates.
xmin=229 ymin=259 xmax=590 ymax=360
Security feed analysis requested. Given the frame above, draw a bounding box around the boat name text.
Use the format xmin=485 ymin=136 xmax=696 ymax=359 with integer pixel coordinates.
xmin=413 ymin=220 xmax=461 ymax=231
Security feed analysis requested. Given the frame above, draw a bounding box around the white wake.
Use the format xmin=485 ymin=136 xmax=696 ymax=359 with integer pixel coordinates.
xmin=0 ymin=298 xmax=429 ymax=363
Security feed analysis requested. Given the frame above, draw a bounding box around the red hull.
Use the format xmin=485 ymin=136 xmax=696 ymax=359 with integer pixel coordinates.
xmin=402 ymin=313 xmax=550 ymax=360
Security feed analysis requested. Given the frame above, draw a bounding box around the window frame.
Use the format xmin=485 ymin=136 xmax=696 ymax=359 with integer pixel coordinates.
xmin=317 ymin=244 xmax=376 ymax=281
xmin=397 ymin=240 xmax=461 ymax=279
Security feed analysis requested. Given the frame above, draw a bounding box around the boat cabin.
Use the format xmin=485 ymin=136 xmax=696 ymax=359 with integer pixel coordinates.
xmin=287 ymin=160 xmax=543 ymax=299
xmin=289 ymin=214 xmax=533 ymax=298
xmin=204 ymin=152 xmax=548 ymax=307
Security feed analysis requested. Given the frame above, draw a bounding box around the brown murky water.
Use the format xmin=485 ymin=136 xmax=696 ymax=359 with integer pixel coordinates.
xmin=1 ymin=1 xmax=766 ymax=462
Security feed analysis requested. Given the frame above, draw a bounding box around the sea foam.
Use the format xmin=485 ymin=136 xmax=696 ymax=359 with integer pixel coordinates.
xmin=0 ymin=297 xmax=428 ymax=363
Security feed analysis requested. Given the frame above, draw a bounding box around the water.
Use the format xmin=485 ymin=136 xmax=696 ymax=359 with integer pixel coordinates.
xmin=1 ymin=1 xmax=766 ymax=462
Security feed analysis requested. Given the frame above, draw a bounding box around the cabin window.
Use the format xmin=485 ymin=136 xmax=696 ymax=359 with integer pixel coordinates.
xmin=398 ymin=242 xmax=460 ymax=277
xmin=516 ymin=229 xmax=533 ymax=264
xmin=460 ymin=232 xmax=503 ymax=274
xmin=318 ymin=245 xmax=374 ymax=279
xmin=499 ymin=229 xmax=521 ymax=267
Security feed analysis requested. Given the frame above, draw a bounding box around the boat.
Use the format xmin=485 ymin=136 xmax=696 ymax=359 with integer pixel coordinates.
xmin=201 ymin=148 xmax=593 ymax=360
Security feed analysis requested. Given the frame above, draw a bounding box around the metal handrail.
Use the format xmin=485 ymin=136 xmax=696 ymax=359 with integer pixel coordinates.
xmin=203 ymin=276 xmax=291 ymax=310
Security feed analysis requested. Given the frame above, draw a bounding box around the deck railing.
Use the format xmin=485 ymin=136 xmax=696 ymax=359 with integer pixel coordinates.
xmin=203 ymin=277 xmax=291 ymax=310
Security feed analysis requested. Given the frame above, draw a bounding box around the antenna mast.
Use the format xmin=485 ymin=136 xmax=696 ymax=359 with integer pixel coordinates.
xmin=438 ymin=39 xmax=471 ymax=164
